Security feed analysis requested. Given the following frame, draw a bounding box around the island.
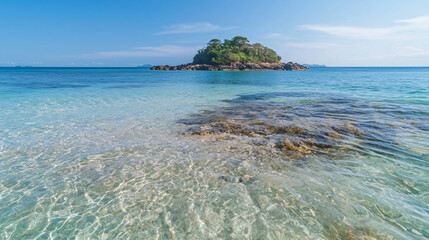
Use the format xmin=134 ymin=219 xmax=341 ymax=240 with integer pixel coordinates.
xmin=303 ymin=64 xmax=327 ymax=68
xmin=151 ymin=36 xmax=309 ymax=71
xmin=137 ymin=64 xmax=153 ymax=68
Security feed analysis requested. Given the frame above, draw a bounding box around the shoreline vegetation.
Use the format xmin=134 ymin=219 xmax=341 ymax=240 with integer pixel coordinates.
xmin=151 ymin=36 xmax=309 ymax=71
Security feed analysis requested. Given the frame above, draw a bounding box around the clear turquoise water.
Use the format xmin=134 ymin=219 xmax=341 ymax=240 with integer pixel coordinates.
xmin=0 ymin=67 xmax=428 ymax=239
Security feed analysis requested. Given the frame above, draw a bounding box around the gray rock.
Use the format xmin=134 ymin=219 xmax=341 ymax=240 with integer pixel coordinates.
xmin=150 ymin=62 xmax=310 ymax=71
xmin=258 ymin=195 xmax=270 ymax=210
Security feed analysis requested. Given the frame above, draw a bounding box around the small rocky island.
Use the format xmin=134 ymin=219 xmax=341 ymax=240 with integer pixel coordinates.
xmin=151 ymin=36 xmax=309 ymax=71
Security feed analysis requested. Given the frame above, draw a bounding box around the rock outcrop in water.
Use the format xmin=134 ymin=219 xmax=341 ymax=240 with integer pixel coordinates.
xmin=180 ymin=113 xmax=363 ymax=158
xmin=178 ymin=92 xmax=401 ymax=159
xmin=151 ymin=62 xmax=309 ymax=71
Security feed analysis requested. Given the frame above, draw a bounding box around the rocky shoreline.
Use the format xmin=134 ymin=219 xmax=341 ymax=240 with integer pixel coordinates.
xmin=151 ymin=62 xmax=309 ymax=71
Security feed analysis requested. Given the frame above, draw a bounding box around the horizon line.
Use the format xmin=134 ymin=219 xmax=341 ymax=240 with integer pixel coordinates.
xmin=1 ymin=66 xmax=429 ymax=68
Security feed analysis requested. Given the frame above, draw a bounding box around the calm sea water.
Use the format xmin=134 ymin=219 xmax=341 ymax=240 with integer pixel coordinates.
xmin=0 ymin=67 xmax=428 ymax=239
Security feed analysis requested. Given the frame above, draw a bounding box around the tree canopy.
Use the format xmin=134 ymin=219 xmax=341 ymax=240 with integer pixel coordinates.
xmin=193 ymin=36 xmax=282 ymax=65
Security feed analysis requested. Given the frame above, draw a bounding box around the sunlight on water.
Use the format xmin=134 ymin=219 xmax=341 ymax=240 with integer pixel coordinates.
xmin=0 ymin=67 xmax=428 ymax=239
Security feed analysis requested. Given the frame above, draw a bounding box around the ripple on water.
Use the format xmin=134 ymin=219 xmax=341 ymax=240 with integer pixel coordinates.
xmin=0 ymin=91 xmax=428 ymax=239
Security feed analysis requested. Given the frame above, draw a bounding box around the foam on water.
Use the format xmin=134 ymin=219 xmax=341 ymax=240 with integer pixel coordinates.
xmin=0 ymin=67 xmax=428 ymax=239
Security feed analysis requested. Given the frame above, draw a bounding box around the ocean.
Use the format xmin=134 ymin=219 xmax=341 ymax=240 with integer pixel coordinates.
xmin=0 ymin=67 xmax=428 ymax=239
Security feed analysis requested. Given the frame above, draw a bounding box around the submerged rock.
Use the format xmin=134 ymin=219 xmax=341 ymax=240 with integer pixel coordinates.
xmin=257 ymin=195 xmax=270 ymax=210
xmin=239 ymin=175 xmax=252 ymax=183
xmin=180 ymin=114 xmax=366 ymax=157
xmin=178 ymin=92 xmax=399 ymax=159
xmin=218 ymin=175 xmax=253 ymax=183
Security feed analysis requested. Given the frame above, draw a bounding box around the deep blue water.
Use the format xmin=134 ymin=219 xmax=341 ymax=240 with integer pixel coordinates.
xmin=0 ymin=67 xmax=428 ymax=239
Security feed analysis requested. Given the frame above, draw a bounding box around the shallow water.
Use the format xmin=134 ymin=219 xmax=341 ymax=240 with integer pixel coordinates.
xmin=0 ymin=67 xmax=428 ymax=239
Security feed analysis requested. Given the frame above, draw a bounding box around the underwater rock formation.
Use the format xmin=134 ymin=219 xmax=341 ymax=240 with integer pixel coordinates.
xmin=178 ymin=92 xmax=399 ymax=159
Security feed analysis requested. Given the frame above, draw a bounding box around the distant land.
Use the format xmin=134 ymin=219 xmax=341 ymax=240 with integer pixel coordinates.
xmin=151 ymin=36 xmax=309 ymax=71
xmin=137 ymin=64 xmax=153 ymax=68
xmin=303 ymin=64 xmax=327 ymax=68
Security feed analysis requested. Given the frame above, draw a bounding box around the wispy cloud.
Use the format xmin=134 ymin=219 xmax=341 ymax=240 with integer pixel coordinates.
xmin=262 ymin=33 xmax=291 ymax=40
xmin=300 ymin=16 xmax=429 ymax=40
xmin=388 ymin=47 xmax=429 ymax=58
xmin=353 ymin=46 xmax=429 ymax=60
xmin=395 ymin=16 xmax=429 ymax=24
xmin=300 ymin=25 xmax=392 ymax=40
xmin=284 ymin=42 xmax=338 ymax=48
xmin=156 ymin=22 xmax=234 ymax=35
xmin=82 ymin=45 xmax=201 ymax=59
xmin=0 ymin=61 xmax=16 ymax=65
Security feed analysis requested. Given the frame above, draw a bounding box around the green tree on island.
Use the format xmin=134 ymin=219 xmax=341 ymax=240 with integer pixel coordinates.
xmin=193 ymin=36 xmax=282 ymax=65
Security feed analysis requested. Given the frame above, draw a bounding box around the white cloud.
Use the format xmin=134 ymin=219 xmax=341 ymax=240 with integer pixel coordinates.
xmin=156 ymin=22 xmax=234 ymax=35
xmin=82 ymin=45 xmax=201 ymax=59
xmin=300 ymin=16 xmax=429 ymax=40
xmin=284 ymin=42 xmax=338 ymax=48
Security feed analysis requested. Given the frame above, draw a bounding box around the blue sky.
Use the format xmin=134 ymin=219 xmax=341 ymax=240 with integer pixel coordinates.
xmin=1 ymin=0 xmax=429 ymax=67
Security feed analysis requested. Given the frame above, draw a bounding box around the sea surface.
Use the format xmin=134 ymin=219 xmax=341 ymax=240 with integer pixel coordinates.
xmin=0 ymin=67 xmax=428 ymax=239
